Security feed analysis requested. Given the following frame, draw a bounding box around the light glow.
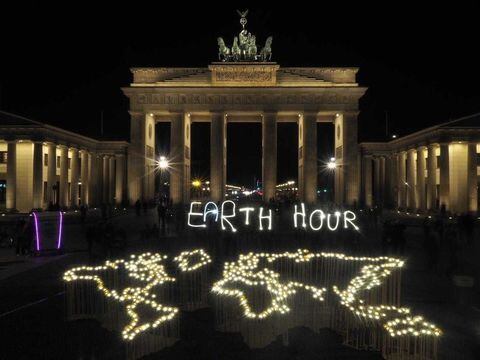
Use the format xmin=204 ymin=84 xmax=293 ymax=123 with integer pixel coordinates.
xmin=57 ymin=211 xmax=63 ymax=249
xmin=64 ymin=249 xmax=441 ymax=343
xmin=221 ymin=200 xmax=237 ymax=232
xmin=187 ymin=201 xmax=359 ymax=232
xmin=258 ymin=207 xmax=272 ymax=230
xmin=33 ymin=212 xmax=40 ymax=252
xmin=158 ymin=156 xmax=169 ymax=170
xmin=188 ymin=201 xmax=206 ymax=228
xmin=294 ymin=203 xmax=307 ymax=228
xmin=239 ymin=207 xmax=255 ymax=225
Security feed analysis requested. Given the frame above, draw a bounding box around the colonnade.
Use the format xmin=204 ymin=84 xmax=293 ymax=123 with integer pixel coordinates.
xmin=3 ymin=140 xmax=127 ymax=212
xmin=128 ymin=111 xmax=360 ymax=206
xmin=362 ymin=142 xmax=479 ymax=213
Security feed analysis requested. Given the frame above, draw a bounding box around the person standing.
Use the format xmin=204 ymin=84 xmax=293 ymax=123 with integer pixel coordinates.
xmin=157 ymin=201 xmax=167 ymax=235
xmin=135 ymin=199 xmax=141 ymax=216
xmin=80 ymin=205 xmax=87 ymax=224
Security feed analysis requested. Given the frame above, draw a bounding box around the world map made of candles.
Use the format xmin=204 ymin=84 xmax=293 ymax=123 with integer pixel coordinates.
xmin=63 ymin=248 xmax=441 ymax=341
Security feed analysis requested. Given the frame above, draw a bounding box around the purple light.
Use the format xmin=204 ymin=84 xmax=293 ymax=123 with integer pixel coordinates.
xmin=57 ymin=211 xmax=63 ymax=250
xmin=33 ymin=212 xmax=40 ymax=252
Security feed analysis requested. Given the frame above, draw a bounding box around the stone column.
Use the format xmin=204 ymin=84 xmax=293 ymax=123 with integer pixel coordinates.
xmin=426 ymin=144 xmax=438 ymax=210
xmin=115 ymin=154 xmax=126 ymax=205
xmin=210 ymin=112 xmax=226 ymax=203
xmin=88 ymin=153 xmax=99 ymax=206
xmin=362 ymin=155 xmax=373 ymax=207
xmin=467 ymin=143 xmax=478 ymax=213
xmin=397 ymin=152 xmax=407 ymax=208
xmin=449 ymin=143 xmax=469 ymax=213
xmin=170 ymin=113 xmax=191 ymax=204
xmin=109 ymin=156 xmax=115 ymax=204
xmin=379 ymin=156 xmax=386 ymax=206
xmin=32 ymin=142 xmax=44 ymax=209
xmin=299 ymin=113 xmax=317 ymax=204
xmin=390 ymin=154 xmax=399 ymax=208
xmin=385 ymin=156 xmax=394 ymax=208
xmin=145 ymin=114 xmax=156 ymax=202
xmin=80 ymin=150 xmax=89 ymax=206
xmin=46 ymin=143 xmax=56 ymax=206
xmin=103 ymin=155 xmax=110 ymax=204
xmin=439 ymin=143 xmax=450 ymax=210
xmin=97 ymin=155 xmax=104 ymax=206
xmin=416 ymin=147 xmax=426 ymax=211
xmin=373 ymin=157 xmax=380 ymax=206
xmin=58 ymin=145 xmax=68 ymax=208
xmin=262 ymin=112 xmax=277 ymax=202
xmin=6 ymin=141 xmax=16 ymax=211
xmin=128 ymin=112 xmax=145 ymax=204
xmin=70 ymin=148 xmax=79 ymax=208
xmin=334 ymin=112 xmax=360 ymax=206
xmin=406 ymin=149 xmax=416 ymax=209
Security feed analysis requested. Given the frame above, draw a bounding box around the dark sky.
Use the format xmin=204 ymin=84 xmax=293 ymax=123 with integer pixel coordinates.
xmin=2 ymin=1 xmax=480 ymax=186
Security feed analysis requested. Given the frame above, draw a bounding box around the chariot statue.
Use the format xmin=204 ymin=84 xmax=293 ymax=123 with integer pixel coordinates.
xmin=216 ymin=10 xmax=273 ymax=62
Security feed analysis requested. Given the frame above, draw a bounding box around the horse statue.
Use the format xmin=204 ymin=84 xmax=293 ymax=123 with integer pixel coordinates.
xmin=231 ymin=37 xmax=241 ymax=61
xmin=247 ymin=35 xmax=257 ymax=60
xmin=217 ymin=37 xmax=231 ymax=61
xmin=260 ymin=36 xmax=273 ymax=61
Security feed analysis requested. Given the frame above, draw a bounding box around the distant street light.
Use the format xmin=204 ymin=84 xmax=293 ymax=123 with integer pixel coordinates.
xmin=192 ymin=179 xmax=201 ymax=187
xmin=158 ymin=156 xmax=169 ymax=170
xmin=327 ymin=157 xmax=336 ymax=170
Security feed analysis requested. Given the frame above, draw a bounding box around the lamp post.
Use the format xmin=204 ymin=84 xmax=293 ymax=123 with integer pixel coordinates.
xmin=157 ymin=156 xmax=169 ymax=199
xmin=158 ymin=156 xmax=169 ymax=170
xmin=192 ymin=179 xmax=201 ymax=199
xmin=327 ymin=157 xmax=337 ymax=170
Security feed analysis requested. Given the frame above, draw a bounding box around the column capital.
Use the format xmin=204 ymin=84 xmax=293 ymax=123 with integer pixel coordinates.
xmin=129 ymin=111 xmax=144 ymax=118
xmin=167 ymin=111 xmax=184 ymax=119
xmin=340 ymin=111 xmax=360 ymax=118
xmin=211 ymin=112 xmax=228 ymax=122
xmin=299 ymin=111 xmax=318 ymax=119
xmin=261 ymin=111 xmax=278 ymax=117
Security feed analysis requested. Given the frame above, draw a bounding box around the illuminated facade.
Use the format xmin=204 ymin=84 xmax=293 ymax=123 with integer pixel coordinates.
xmin=360 ymin=114 xmax=480 ymax=214
xmin=122 ymin=64 xmax=365 ymax=205
xmin=0 ymin=111 xmax=128 ymax=212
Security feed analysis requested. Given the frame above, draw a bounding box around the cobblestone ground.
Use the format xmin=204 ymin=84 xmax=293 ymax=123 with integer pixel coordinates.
xmin=0 ymin=209 xmax=479 ymax=359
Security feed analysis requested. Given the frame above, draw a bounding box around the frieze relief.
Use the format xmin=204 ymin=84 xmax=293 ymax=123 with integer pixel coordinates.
xmin=136 ymin=93 xmax=360 ymax=106
xmin=216 ymin=70 xmax=273 ymax=82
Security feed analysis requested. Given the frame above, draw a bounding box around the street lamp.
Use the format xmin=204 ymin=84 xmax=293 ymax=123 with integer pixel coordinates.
xmin=158 ymin=156 xmax=169 ymax=170
xmin=327 ymin=157 xmax=336 ymax=170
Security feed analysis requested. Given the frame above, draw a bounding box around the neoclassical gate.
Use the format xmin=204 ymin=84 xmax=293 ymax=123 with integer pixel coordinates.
xmin=122 ymin=12 xmax=365 ymax=206
xmin=122 ymin=63 xmax=365 ymax=206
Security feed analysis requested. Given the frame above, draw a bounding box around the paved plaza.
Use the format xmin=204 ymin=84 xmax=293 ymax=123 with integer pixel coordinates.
xmin=0 ymin=209 xmax=479 ymax=359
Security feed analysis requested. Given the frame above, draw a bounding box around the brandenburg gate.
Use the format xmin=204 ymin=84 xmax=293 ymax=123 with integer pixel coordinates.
xmin=122 ymin=13 xmax=366 ymax=206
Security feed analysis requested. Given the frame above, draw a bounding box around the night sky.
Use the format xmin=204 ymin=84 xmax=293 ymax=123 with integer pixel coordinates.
xmin=2 ymin=2 xmax=480 ymax=186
